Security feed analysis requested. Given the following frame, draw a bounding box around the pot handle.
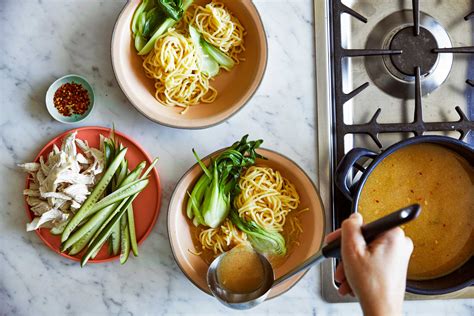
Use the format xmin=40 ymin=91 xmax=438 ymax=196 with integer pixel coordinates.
xmin=335 ymin=147 xmax=378 ymax=200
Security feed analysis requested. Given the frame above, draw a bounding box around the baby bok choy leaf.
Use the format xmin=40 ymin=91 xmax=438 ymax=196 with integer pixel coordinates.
xmin=229 ymin=209 xmax=286 ymax=256
xmin=200 ymin=39 xmax=235 ymax=71
xmin=135 ymin=0 xmax=194 ymax=55
xmin=201 ymin=161 xmax=231 ymax=228
xmin=186 ymin=135 xmax=264 ymax=228
xmin=157 ymin=0 xmax=184 ymax=21
xmin=189 ymin=25 xmax=219 ymax=77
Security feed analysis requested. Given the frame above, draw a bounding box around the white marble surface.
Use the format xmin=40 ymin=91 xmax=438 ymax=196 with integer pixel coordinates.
xmin=0 ymin=1 xmax=472 ymax=315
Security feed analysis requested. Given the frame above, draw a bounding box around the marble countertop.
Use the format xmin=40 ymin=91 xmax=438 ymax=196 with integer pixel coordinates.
xmin=0 ymin=0 xmax=472 ymax=315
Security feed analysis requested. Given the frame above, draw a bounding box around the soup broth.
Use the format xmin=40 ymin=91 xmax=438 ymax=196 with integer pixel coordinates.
xmin=358 ymin=144 xmax=474 ymax=280
xmin=216 ymin=245 xmax=265 ymax=293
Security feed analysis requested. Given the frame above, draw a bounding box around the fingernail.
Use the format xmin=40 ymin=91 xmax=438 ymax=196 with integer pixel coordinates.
xmin=350 ymin=213 xmax=361 ymax=219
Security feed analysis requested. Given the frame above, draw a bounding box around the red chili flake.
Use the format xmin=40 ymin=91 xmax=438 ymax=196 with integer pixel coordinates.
xmin=53 ymin=82 xmax=90 ymax=117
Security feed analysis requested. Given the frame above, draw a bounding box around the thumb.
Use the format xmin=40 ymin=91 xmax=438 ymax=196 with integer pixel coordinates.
xmin=341 ymin=213 xmax=367 ymax=258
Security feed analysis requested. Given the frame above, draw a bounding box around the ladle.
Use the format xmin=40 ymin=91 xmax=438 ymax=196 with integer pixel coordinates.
xmin=207 ymin=204 xmax=421 ymax=309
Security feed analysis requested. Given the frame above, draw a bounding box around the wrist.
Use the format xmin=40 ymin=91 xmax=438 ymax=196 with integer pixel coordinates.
xmin=359 ymin=299 xmax=402 ymax=316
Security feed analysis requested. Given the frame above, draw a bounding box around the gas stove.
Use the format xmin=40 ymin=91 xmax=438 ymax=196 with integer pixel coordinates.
xmin=314 ymin=0 xmax=473 ymax=302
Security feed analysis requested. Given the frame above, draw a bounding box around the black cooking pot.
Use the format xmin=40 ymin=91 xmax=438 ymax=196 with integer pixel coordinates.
xmin=335 ymin=135 xmax=474 ymax=295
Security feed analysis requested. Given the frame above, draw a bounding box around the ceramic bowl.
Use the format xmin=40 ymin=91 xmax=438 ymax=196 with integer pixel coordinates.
xmin=45 ymin=74 xmax=94 ymax=123
xmin=111 ymin=0 xmax=267 ymax=129
xmin=168 ymin=148 xmax=325 ymax=299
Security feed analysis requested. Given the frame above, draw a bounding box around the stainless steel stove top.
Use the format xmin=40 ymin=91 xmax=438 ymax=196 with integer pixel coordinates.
xmin=314 ymin=0 xmax=473 ymax=303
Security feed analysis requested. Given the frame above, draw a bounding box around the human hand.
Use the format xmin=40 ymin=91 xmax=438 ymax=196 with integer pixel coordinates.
xmin=325 ymin=213 xmax=413 ymax=316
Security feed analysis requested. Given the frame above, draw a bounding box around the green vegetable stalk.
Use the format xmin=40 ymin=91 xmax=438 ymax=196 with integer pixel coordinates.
xmin=229 ymin=209 xmax=287 ymax=256
xmin=156 ymin=0 xmax=184 ymax=21
xmin=131 ymin=0 xmax=194 ymax=54
xmin=200 ymin=39 xmax=235 ymax=71
xmin=186 ymin=135 xmax=264 ymax=228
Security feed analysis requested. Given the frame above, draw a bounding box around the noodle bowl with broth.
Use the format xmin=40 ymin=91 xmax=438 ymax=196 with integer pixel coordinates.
xmin=190 ymin=165 xmax=308 ymax=266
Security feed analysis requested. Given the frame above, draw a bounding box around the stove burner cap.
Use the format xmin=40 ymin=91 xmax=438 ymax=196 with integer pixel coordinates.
xmin=390 ymin=27 xmax=438 ymax=76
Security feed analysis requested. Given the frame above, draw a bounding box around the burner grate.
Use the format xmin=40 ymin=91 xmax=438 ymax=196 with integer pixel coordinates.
xmin=329 ymin=0 xmax=474 ymax=230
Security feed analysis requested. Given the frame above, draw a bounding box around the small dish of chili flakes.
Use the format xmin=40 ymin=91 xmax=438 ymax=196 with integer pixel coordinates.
xmin=45 ymin=74 xmax=95 ymax=123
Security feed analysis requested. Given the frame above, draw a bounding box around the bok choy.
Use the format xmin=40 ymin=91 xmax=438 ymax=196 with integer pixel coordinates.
xmin=186 ymin=135 xmax=264 ymax=228
xmin=131 ymin=0 xmax=194 ymax=54
xmin=229 ymin=209 xmax=286 ymax=256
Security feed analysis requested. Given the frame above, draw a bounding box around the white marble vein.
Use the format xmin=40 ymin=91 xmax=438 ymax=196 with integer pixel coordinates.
xmin=0 ymin=0 xmax=472 ymax=315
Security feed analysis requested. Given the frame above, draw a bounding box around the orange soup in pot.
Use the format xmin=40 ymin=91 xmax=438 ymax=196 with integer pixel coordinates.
xmin=358 ymin=144 xmax=474 ymax=280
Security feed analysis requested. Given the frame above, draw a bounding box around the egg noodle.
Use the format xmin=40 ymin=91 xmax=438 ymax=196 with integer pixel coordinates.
xmin=142 ymin=28 xmax=217 ymax=113
xmin=142 ymin=1 xmax=245 ymax=112
xmin=197 ymin=166 xmax=306 ymax=256
xmin=199 ymin=218 xmax=248 ymax=254
xmin=185 ymin=1 xmax=246 ymax=64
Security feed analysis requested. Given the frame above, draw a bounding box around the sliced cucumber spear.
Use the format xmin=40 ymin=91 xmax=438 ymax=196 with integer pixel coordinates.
xmin=61 ymin=180 xmax=148 ymax=252
xmin=81 ymin=194 xmax=135 ymax=267
xmin=66 ymin=204 xmax=116 ymax=255
xmin=61 ymin=162 xmax=145 ymax=251
xmin=120 ymin=214 xmax=131 ymax=264
xmin=61 ymin=148 xmax=128 ymax=242
xmin=81 ymin=158 xmax=158 ymax=264
xmin=110 ymin=220 xmax=121 ymax=256
xmin=127 ymin=204 xmax=139 ymax=257
xmin=88 ymin=179 xmax=149 ymax=214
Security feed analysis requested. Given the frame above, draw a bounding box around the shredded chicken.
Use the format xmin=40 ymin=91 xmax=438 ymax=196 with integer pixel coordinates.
xmin=19 ymin=132 xmax=104 ymax=231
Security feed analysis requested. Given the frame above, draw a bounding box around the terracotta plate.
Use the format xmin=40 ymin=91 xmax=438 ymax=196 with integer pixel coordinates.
xmin=25 ymin=126 xmax=161 ymax=263
xmin=111 ymin=0 xmax=268 ymax=129
xmin=168 ymin=148 xmax=325 ymax=299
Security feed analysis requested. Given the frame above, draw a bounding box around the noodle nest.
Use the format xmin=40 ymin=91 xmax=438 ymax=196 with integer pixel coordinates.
xmin=197 ymin=166 xmax=305 ymax=256
xmin=142 ymin=1 xmax=245 ymax=112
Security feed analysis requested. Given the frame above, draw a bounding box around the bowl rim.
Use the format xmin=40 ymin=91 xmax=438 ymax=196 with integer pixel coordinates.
xmin=110 ymin=0 xmax=269 ymax=129
xmin=45 ymin=74 xmax=95 ymax=124
xmin=24 ymin=126 xmax=162 ymax=263
xmin=166 ymin=147 xmax=326 ymax=300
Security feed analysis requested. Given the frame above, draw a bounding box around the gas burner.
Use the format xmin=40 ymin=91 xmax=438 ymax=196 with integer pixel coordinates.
xmin=319 ymin=0 xmax=474 ymax=303
xmin=389 ymin=27 xmax=437 ymax=76
xmin=365 ymin=10 xmax=453 ymax=99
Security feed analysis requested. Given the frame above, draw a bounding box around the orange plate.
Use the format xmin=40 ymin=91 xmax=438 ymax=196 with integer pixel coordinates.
xmin=168 ymin=148 xmax=325 ymax=299
xmin=25 ymin=126 xmax=161 ymax=263
xmin=111 ymin=0 xmax=268 ymax=129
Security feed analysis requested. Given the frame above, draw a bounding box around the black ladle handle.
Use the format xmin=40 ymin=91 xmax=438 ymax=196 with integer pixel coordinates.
xmin=321 ymin=204 xmax=421 ymax=259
